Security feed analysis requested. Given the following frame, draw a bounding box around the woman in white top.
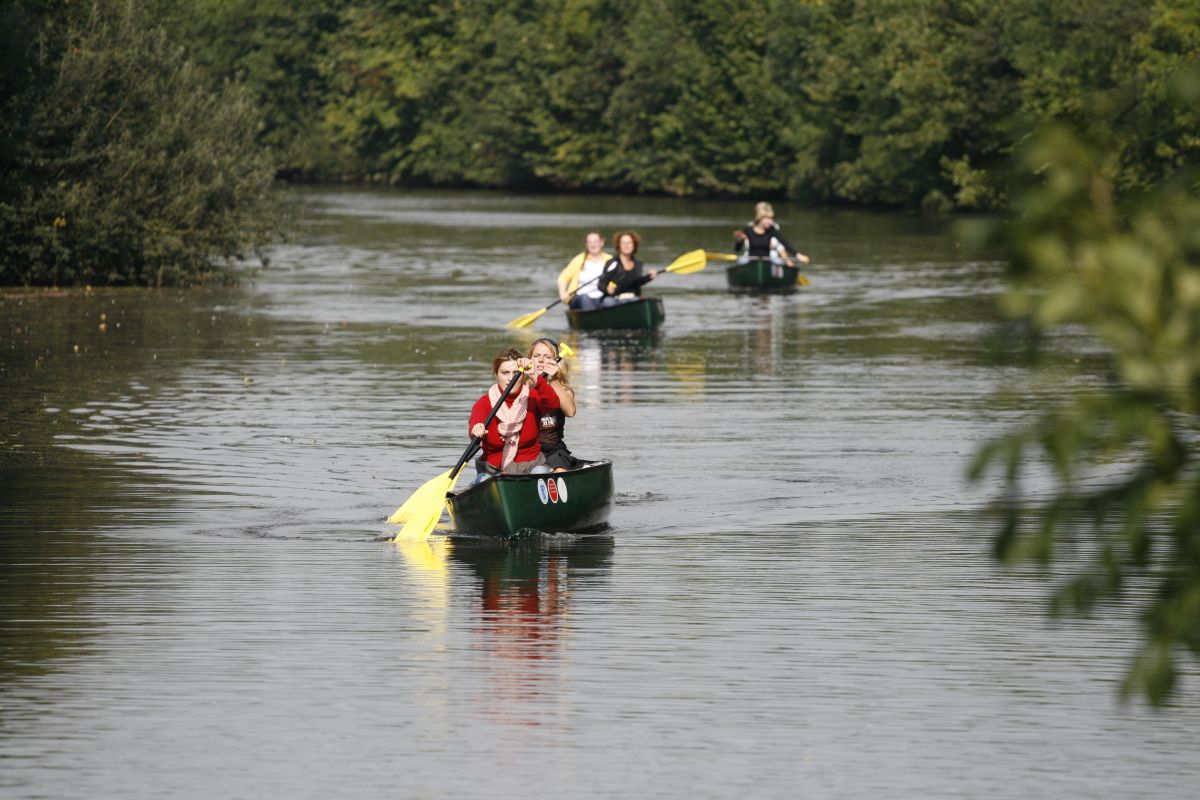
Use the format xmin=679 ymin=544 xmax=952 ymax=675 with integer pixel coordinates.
xmin=557 ymin=230 xmax=611 ymax=311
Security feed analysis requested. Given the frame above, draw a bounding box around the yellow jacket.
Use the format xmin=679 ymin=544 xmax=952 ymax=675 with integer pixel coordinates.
xmin=557 ymin=251 xmax=611 ymax=296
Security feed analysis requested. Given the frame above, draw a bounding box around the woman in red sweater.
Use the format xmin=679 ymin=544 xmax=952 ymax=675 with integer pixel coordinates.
xmin=469 ymin=346 xmax=560 ymax=482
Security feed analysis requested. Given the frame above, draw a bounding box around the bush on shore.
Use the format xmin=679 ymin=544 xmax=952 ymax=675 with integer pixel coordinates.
xmin=0 ymin=2 xmax=282 ymax=287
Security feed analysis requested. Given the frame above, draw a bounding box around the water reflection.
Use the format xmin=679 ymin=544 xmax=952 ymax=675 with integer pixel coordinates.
xmin=450 ymin=534 xmax=613 ymax=723
xmin=393 ymin=535 xmax=452 ymax=611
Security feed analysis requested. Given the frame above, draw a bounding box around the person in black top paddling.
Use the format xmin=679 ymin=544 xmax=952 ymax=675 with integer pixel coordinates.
xmin=599 ymin=231 xmax=658 ymax=304
xmin=527 ymin=337 xmax=581 ymax=472
xmin=733 ymin=201 xmax=810 ymax=267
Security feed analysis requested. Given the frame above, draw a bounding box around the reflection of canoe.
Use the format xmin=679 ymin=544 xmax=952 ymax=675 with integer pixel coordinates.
xmin=565 ymin=297 xmax=664 ymax=330
xmin=447 ymin=460 xmax=614 ymax=536
xmin=726 ymin=259 xmax=801 ymax=292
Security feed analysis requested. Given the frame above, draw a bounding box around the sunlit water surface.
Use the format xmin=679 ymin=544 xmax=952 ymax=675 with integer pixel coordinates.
xmin=1 ymin=189 xmax=1196 ymax=798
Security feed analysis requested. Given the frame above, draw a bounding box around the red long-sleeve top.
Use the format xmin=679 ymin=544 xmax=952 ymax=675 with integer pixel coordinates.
xmin=469 ymin=375 xmax=561 ymax=469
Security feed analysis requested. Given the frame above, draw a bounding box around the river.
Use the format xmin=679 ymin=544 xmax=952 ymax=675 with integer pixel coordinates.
xmin=1 ymin=188 xmax=1196 ymax=798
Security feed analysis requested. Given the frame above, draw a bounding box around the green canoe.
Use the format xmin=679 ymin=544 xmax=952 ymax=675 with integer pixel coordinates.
xmin=565 ymin=297 xmax=665 ymax=330
xmin=725 ymin=259 xmax=802 ymax=292
xmin=447 ymin=460 xmax=614 ymax=536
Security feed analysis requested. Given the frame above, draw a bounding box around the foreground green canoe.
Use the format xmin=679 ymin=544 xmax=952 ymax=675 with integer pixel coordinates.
xmin=447 ymin=460 xmax=614 ymax=536
xmin=725 ymin=259 xmax=802 ymax=292
xmin=565 ymin=297 xmax=665 ymax=330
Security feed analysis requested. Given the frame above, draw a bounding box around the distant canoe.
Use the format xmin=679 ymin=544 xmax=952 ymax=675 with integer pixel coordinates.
xmin=447 ymin=460 xmax=614 ymax=536
xmin=725 ymin=259 xmax=802 ymax=292
xmin=565 ymin=297 xmax=665 ymax=330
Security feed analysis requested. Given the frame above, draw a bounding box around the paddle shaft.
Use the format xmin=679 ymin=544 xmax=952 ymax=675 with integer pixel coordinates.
xmin=447 ymin=368 xmax=525 ymax=483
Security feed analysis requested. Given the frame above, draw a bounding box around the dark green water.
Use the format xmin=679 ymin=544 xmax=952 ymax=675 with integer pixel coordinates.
xmin=1 ymin=189 xmax=1196 ymax=798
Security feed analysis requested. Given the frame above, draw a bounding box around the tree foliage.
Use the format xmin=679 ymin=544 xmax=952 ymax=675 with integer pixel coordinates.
xmin=0 ymin=1 xmax=282 ymax=286
xmin=970 ymin=60 xmax=1200 ymax=705
xmin=2 ymin=0 xmax=1198 ymax=284
xmin=188 ymin=0 xmax=1187 ymax=209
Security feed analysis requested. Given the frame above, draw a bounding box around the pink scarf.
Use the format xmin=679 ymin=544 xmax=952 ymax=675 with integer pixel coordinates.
xmin=488 ymin=382 xmax=530 ymax=468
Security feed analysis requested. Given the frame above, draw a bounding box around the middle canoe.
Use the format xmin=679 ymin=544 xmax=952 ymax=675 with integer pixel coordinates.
xmin=565 ymin=297 xmax=665 ymax=330
xmin=446 ymin=460 xmax=614 ymax=536
xmin=725 ymin=259 xmax=802 ymax=292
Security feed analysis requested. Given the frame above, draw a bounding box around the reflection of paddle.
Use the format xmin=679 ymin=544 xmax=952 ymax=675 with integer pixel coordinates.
xmin=704 ymin=251 xmax=811 ymax=286
xmin=390 ymin=368 xmax=526 ymax=540
xmin=507 ymin=249 xmax=708 ymax=328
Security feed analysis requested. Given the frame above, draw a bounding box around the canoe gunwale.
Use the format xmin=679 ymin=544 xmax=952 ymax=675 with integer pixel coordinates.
xmin=565 ymin=296 xmax=665 ymax=330
xmin=448 ymin=459 xmax=613 ymax=501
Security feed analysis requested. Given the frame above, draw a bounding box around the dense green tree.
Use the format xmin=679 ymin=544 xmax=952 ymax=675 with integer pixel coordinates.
xmin=0 ymin=1 xmax=282 ymax=286
xmin=601 ymin=0 xmax=793 ymax=195
xmin=5 ymin=0 xmax=1200 ymax=286
xmin=157 ymin=0 xmax=347 ymax=180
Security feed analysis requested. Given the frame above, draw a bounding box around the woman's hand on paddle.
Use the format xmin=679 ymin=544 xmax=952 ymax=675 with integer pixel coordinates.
xmin=539 ymin=360 xmax=559 ymax=381
xmin=471 ymin=423 xmax=485 ymax=438
xmin=516 ymin=357 xmax=537 ymax=382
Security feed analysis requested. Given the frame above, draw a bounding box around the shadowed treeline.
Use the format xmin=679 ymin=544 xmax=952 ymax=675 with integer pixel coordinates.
xmin=166 ymin=0 xmax=1197 ymax=212
xmin=2 ymin=1 xmax=1196 ymax=285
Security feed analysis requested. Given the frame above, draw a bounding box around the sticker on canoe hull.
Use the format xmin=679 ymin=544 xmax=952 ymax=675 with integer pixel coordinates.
xmin=557 ymin=477 xmax=568 ymax=503
xmin=547 ymin=478 xmax=559 ymax=503
xmin=537 ymin=479 xmax=549 ymax=504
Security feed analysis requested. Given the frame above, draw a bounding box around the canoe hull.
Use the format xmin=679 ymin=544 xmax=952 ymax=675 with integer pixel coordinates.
xmin=565 ymin=297 xmax=665 ymax=330
xmin=725 ymin=260 xmax=801 ymax=292
xmin=447 ymin=460 xmax=614 ymax=536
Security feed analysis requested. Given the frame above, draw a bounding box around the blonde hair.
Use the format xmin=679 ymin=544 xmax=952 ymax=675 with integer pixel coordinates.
xmin=528 ymin=338 xmax=569 ymax=385
xmin=754 ymin=201 xmax=775 ymax=222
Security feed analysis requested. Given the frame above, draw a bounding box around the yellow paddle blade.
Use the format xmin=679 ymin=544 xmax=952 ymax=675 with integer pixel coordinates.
xmin=506 ymin=306 xmax=549 ymax=329
xmin=704 ymin=251 xmax=738 ymax=262
xmin=558 ymin=341 xmax=576 ymax=358
xmin=797 ymin=274 xmax=811 ymax=286
xmin=388 ymin=468 xmax=454 ymax=524
xmin=664 ymin=249 xmax=707 ymax=275
xmin=394 ymin=472 xmax=455 ymax=540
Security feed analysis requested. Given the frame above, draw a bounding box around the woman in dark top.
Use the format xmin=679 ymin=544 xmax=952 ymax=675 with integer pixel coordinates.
xmin=733 ymin=201 xmax=810 ymax=267
xmin=527 ymin=337 xmax=580 ymax=472
xmin=599 ymin=230 xmax=658 ymax=303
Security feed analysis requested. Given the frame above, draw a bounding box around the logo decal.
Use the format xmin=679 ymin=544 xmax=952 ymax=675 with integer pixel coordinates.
xmin=547 ymin=478 xmax=559 ymax=503
xmin=557 ymin=477 xmax=568 ymax=503
xmin=537 ymin=479 xmax=549 ymax=504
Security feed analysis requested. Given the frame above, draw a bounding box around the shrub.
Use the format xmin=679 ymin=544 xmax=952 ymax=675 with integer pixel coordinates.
xmin=0 ymin=2 xmax=282 ymax=286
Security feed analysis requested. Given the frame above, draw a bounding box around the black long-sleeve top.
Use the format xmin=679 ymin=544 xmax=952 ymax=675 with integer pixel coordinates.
xmin=734 ymin=223 xmax=797 ymax=259
xmin=599 ymin=256 xmax=649 ymax=296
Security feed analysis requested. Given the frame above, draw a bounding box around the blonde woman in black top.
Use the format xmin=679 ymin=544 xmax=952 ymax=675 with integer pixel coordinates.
xmin=527 ymin=337 xmax=580 ymax=472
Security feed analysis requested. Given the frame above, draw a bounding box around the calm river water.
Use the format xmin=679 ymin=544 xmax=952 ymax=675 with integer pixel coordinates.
xmin=2 ymin=189 xmax=1197 ymax=798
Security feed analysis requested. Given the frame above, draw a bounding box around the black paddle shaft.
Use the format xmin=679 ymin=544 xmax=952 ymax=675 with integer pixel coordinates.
xmin=447 ymin=368 xmax=526 ymax=481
